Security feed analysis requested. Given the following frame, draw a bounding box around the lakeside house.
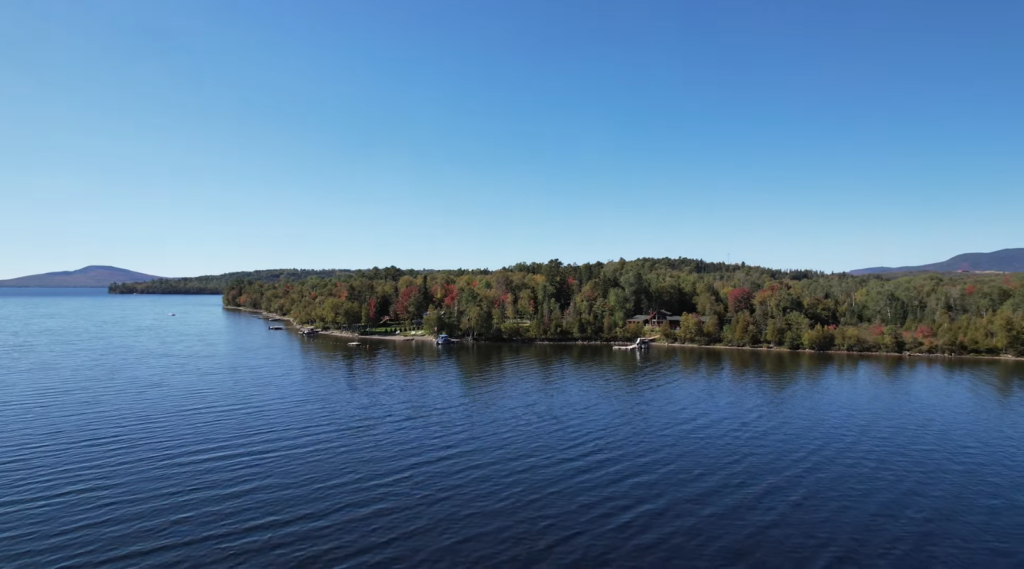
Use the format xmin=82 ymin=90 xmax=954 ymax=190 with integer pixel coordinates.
xmin=626 ymin=310 xmax=684 ymax=330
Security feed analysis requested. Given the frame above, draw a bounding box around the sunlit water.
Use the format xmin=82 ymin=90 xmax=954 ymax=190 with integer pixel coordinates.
xmin=1 ymin=288 xmax=1023 ymax=566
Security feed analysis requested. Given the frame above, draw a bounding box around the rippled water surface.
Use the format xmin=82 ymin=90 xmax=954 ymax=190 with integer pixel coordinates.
xmin=2 ymin=289 xmax=1024 ymax=566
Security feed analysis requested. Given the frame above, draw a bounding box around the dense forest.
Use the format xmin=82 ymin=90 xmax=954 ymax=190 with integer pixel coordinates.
xmin=108 ymin=269 xmax=361 ymax=294
xmin=218 ymin=258 xmax=1024 ymax=357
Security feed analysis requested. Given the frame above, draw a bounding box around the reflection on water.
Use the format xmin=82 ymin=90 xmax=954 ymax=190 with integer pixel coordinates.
xmin=1 ymin=290 xmax=1023 ymax=567
xmin=299 ymin=325 xmax=1024 ymax=398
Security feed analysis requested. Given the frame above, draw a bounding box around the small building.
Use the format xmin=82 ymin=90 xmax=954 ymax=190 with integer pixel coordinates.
xmin=649 ymin=310 xmax=674 ymax=327
xmin=626 ymin=314 xmax=651 ymax=326
xmin=626 ymin=310 xmax=683 ymax=330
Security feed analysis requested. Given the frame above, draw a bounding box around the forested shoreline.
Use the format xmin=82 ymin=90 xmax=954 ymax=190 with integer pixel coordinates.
xmin=214 ymin=258 xmax=1024 ymax=357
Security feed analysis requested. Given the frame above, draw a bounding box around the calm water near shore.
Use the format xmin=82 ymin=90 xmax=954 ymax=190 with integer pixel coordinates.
xmin=2 ymin=288 xmax=1024 ymax=566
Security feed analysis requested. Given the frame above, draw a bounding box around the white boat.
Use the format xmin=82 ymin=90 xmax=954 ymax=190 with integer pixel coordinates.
xmin=436 ymin=334 xmax=451 ymax=345
xmin=613 ymin=338 xmax=652 ymax=351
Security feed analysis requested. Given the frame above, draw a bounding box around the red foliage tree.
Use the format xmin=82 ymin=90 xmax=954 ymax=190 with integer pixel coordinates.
xmin=494 ymin=292 xmax=511 ymax=309
xmin=728 ymin=287 xmax=754 ymax=313
xmin=443 ymin=284 xmax=459 ymax=308
xmin=754 ymin=283 xmax=780 ymax=304
xmin=395 ymin=286 xmax=419 ymax=320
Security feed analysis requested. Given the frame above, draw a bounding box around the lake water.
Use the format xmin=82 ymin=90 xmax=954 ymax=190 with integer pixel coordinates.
xmin=2 ymin=288 xmax=1024 ymax=566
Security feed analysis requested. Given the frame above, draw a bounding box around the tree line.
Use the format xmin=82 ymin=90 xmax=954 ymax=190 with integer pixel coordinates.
xmin=108 ymin=269 xmax=364 ymax=294
xmin=217 ymin=257 xmax=1024 ymax=357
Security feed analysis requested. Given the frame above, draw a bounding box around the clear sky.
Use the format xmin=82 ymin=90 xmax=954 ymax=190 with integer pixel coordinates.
xmin=1 ymin=0 xmax=1021 ymax=279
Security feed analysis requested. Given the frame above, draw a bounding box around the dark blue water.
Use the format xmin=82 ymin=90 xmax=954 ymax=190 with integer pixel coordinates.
xmin=2 ymin=288 xmax=1024 ymax=566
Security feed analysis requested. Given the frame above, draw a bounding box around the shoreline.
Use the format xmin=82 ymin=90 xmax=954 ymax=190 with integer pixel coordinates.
xmin=225 ymin=306 xmax=435 ymax=343
xmin=224 ymin=306 xmax=1022 ymax=362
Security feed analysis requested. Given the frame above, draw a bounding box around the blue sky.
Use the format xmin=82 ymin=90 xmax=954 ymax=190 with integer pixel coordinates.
xmin=1 ymin=0 xmax=1021 ymax=279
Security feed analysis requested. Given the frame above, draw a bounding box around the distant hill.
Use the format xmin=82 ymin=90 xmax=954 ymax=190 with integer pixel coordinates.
xmin=850 ymin=248 xmax=1024 ymax=275
xmin=0 ymin=266 xmax=165 ymax=287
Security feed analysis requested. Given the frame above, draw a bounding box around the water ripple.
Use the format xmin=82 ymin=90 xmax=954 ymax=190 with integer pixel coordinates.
xmin=1 ymin=290 xmax=1024 ymax=566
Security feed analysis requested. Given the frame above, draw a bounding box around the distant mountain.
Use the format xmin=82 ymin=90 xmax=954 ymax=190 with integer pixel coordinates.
xmin=850 ymin=248 xmax=1024 ymax=275
xmin=0 ymin=266 xmax=165 ymax=287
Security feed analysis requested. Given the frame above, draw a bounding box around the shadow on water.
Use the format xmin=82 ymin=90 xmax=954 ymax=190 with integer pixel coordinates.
xmin=261 ymin=313 xmax=1024 ymax=399
xmin=664 ymin=345 xmax=1024 ymax=398
xmin=222 ymin=306 xmax=1024 ymax=401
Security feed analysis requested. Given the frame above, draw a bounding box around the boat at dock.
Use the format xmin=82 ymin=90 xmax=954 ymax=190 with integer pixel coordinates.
xmin=299 ymin=328 xmax=320 ymax=336
xmin=613 ymin=337 xmax=653 ymax=351
xmin=436 ymin=334 xmax=452 ymax=345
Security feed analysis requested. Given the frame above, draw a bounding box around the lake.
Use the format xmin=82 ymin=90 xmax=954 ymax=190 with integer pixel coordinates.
xmin=2 ymin=288 xmax=1023 ymax=566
